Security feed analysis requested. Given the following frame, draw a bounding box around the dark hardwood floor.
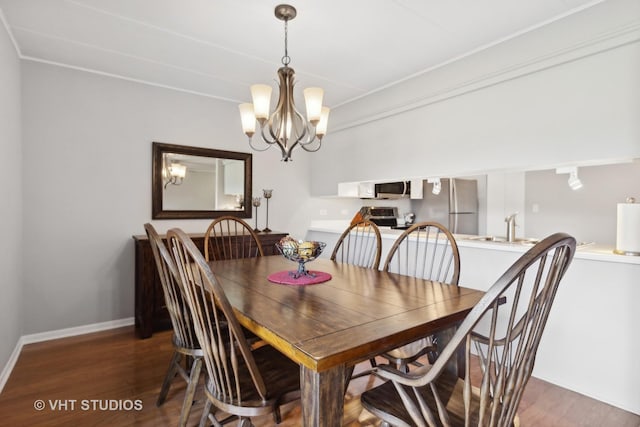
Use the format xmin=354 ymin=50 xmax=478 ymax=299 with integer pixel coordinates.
xmin=0 ymin=326 xmax=637 ymax=426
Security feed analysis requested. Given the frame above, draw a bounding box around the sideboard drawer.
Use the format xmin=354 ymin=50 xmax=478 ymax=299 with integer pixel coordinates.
xmin=133 ymin=231 xmax=288 ymax=338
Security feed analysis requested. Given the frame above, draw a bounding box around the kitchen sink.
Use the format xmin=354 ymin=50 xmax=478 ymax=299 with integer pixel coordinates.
xmin=466 ymin=236 xmax=594 ymax=247
xmin=467 ymin=236 xmax=540 ymax=245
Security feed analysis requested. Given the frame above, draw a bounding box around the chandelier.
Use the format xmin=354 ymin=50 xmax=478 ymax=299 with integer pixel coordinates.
xmin=238 ymin=4 xmax=330 ymax=162
xmin=163 ymin=162 xmax=186 ymax=189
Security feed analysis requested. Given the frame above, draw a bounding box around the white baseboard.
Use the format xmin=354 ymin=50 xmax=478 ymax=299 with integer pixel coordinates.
xmin=0 ymin=317 xmax=135 ymax=394
xmin=0 ymin=336 xmax=25 ymax=394
xmin=20 ymin=317 xmax=134 ymax=345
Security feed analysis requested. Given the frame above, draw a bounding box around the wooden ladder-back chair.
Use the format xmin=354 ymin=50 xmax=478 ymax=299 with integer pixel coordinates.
xmin=204 ymin=216 xmax=264 ymax=262
xmin=167 ymin=228 xmax=301 ymax=427
xmin=380 ymin=222 xmax=461 ymax=370
xmin=144 ymin=223 xmax=203 ymax=427
xmin=361 ymin=232 xmax=577 ymax=427
xmin=330 ymin=219 xmax=382 ymax=270
xmin=383 ymin=221 xmax=460 ymax=283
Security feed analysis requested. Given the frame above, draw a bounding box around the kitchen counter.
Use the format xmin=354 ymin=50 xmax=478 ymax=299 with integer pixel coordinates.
xmin=307 ymin=220 xmax=640 ymax=265
xmin=306 ymin=219 xmax=640 ymax=415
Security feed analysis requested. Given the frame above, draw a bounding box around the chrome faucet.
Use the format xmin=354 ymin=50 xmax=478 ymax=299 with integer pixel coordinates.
xmin=505 ymin=212 xmax=518 ymax=242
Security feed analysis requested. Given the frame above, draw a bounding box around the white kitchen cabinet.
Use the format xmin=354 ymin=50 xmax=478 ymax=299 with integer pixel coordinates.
xmin=337 ymin=181 xmax=360 ymax=197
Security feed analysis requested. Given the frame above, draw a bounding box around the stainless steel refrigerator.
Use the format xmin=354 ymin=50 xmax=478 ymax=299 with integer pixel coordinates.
xmin=411 ymin=178 xmax=478 ymax=234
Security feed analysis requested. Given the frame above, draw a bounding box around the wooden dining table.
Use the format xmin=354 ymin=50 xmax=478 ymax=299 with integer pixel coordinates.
xmin=208 ymin=255 xmax=484 ymax=427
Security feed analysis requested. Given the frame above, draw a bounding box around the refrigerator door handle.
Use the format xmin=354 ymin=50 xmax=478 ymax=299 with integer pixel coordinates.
xmin=450 ymin=179 xmax=458 ymax=213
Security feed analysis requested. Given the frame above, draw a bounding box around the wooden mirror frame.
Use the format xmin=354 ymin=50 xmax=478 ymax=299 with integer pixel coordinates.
xmin=152 ymin=142 xmax=252 ymax=219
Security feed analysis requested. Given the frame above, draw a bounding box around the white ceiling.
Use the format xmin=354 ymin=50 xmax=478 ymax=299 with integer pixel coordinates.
xmin=0 ymin=0 xmax=605 ymax=108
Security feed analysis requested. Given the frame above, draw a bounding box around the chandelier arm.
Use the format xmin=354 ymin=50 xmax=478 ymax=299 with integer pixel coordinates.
xmin=248 ymin=137 xmax=273 ymax=152
xmin=278 ymin=144 xmax=292 ymax=162
xmin=299 ymin=138 xmax=322 ymax=153
xmin=265 ymin=117 xmax=288 ymax=157
xmin=298 ymin=123 xmax=318 ymax=146
xmin=270 ymin=114 xmax=308 ymax=158
xmin=259 ymin=124 xmax=279 ymax=146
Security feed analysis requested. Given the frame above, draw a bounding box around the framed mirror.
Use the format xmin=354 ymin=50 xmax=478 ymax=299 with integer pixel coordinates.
xmin=152 ymin=142 xmax=252 ymax=219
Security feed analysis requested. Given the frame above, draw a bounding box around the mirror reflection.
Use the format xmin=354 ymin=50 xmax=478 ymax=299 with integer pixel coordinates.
xmin=152 ymin=142 xmax=252 ymax=219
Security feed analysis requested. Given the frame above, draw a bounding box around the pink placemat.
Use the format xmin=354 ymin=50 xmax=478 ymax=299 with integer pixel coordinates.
xmin=267 ymin=270 xmax=332 ymax=286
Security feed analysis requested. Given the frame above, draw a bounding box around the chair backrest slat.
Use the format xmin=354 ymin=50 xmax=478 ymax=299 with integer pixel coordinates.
xmin=368 ymin=234 xmax=575 ymax=426
xmin=383 ymin=222 xmax=460 ymax=285
xmin=204 ymin=216 xmax=264 ymax=261
xmin=168 ymin=228 xmax=269 ymax=406
xmin=426 ymin=233 xmax=577 ymax=426
xmin=144 ymin=223 xmax=198 ymax=350
xmin=330 ymin=220 xmax=382 ymax=270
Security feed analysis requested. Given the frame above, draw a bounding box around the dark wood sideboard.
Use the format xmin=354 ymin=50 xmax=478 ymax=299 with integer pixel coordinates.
xmin=132 ymin=231 xmax=288 ymax=338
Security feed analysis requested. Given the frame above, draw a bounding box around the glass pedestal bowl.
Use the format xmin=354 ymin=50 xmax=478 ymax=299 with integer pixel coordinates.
xmin=275 ymin=240 xmax=326 ymax=278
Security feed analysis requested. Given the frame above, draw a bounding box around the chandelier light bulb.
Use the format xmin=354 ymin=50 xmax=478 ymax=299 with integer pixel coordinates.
xmin=170 ymin=163 xmax=186 ymax=178
xmin=316 ymin=107 xmax=330 ymax=139
xmin=164 ymin=161 xmax=186 ymax=188
xmin=238 ymin=103 xmax=256 ymax=138
xmin=303 ymin=87 xmax=324 ymax=125
xmin=250 ymin=84 xmax=272 ymax=124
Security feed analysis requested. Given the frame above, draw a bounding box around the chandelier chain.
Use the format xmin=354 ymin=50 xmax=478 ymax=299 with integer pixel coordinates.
xmin=281 ymin=19 xmax=290 ymax=66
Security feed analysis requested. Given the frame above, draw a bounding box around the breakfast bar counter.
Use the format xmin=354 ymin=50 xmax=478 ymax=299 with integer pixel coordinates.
xmin=306 ymin=221 xmax=640 ymax=416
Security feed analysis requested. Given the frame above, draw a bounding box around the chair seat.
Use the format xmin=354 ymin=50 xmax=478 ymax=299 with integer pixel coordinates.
xmin=206 ymin=344 xmax=301 ymax=415
xmin=361 ymin=371 xmax=483 ymax=427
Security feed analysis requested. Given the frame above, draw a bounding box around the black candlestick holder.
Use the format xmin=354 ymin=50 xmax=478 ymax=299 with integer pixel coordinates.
xmin=252 ymin=197 xmax=261 ymax=233
xmin=262 ymin=189 xmax=273 ymax=233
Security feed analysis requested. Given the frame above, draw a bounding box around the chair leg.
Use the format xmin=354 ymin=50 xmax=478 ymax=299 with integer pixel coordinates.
xmin=272 ymin=405 xmax=282 ymax=424
xmin=344 ymin=365 xmax=355 ymax=395
xmin=199 ymin=399 xmax=213 ymax=427
xmin=157 ymin=351 xmax=182 ymax=406
xmin=178 ymin=356 xmax=203 ymax=427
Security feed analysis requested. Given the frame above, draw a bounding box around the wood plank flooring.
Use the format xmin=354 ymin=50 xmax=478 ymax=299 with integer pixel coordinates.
xmin=0 ymin=326 xmax=637 ymax=426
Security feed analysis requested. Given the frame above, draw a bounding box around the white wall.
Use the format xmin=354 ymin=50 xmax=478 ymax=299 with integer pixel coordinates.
xmin=0 ymin=17 xmax=22 ymax=372
xmin=486 ymin=172 xmax=526 ymax=238
xmin=20 ymin=61 xmax=313 ymax=334
xmin=525 ymin=161 xmax=640 ymax=246
xmin=311 ymin=0 xmax=640 ymax=195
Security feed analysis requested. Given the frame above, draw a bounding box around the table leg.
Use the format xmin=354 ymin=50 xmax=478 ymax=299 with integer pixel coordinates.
xmin=300 ymin=364 xmax=346 ymax=427
xmin=433 ymin=322 xmax=465 ymax=378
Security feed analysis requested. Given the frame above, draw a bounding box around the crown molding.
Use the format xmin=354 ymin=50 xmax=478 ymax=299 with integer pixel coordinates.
xmin=0 ymin=7 xmax=21 ymax=57
xmin=330 ymin=19 xmax=640 ymax=134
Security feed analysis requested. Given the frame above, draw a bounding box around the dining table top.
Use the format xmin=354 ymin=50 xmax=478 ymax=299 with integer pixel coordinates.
xmin=207 ymin=255 xmax=484 ymax=373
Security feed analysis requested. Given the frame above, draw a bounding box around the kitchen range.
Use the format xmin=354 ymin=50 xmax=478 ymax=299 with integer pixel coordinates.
xmin=357 ymin=206 xmax=415 ymax=230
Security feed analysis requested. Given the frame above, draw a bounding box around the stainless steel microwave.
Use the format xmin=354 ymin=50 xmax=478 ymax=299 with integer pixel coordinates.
xmin=358 ymin=181 xmax=411 ymax=199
